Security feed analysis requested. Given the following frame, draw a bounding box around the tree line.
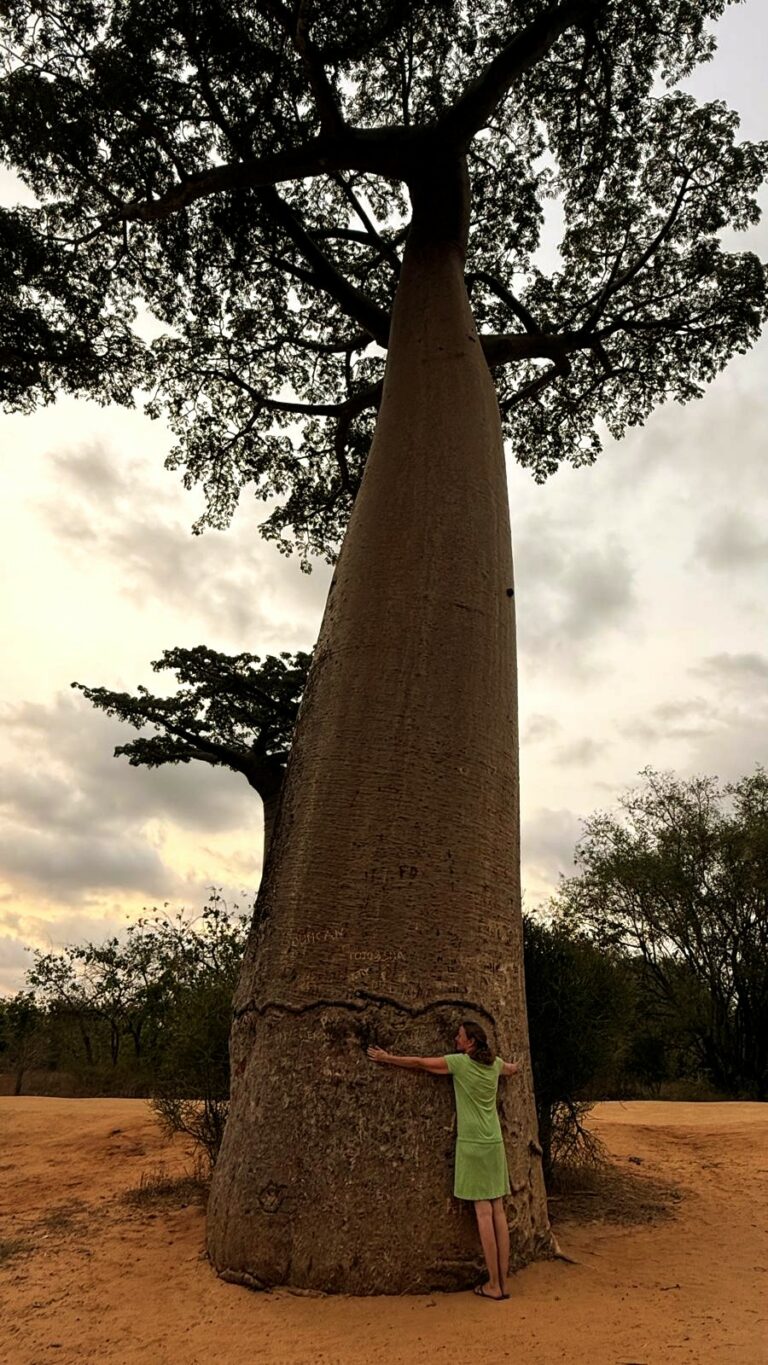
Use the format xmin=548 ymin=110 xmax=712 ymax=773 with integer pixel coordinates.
xmin=3 ymin=764 xmax=765 ymax=1174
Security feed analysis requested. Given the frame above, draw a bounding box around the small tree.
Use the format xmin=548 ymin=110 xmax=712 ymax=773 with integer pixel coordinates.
xmin=0 ymin=991 xmax=47 ymax=1094
xmin=141 ymin=894 xmax=249 ymax=1167
xmin=73 ymin=647 xmax=310 ymax=861
xmin=26 ymin=912 xmax=190 ymax=1083
xmin=28 ymin=937 xmax=156 ymax=1073
xmin=554 ymin=767 xmax=768 ymax=1100
xmin=25 ymin=947 xmax=99 ymax=1071
xmin=522 ymin=915 xmax=630 ymax=1178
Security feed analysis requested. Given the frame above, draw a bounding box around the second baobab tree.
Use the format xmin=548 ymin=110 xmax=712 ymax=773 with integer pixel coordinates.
xmin=72 ymin=646 xmax=309 ymax=862
xmin=2 ymin=0 xmax=766 ymax=1292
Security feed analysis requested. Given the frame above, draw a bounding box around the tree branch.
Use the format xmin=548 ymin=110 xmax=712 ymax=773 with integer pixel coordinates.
xmin=257 ymin=185 xmax=391 ymax=345
xmin=331 ymin=173 xmax=403 ymax=276
xmin=285 ymin=331 xmax=373 ymax=355
xmin=466 ymin=270 xmax=540 ymax=333
xmin=581 ymin=170 xmax=692 ymax=328
xmin=435 ymin=0 xmax=605 ymax=148
xmin=480 ymin=329 xmax=583 ymax=367
xmin=190 ymin=366 xmax=382 ymax=419
xmin=260 ymin=0 xmax=346 ymax=138
xmin=110 ymin=126 xmax=412 ymax=227
xmin=313 ymin=227 xmax=385 ymax=246
xmin=261 ymin=382 xmax=382 ymax=419
xmin=500 ymin=356 xmax=571 ymax=412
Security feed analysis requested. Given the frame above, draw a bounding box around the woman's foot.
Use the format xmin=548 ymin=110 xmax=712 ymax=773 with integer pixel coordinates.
xmin=473 ymin=1283 xmax=504 ymax=1301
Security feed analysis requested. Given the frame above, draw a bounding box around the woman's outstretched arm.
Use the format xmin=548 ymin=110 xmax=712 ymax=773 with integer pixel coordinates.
xmin=499 ymin=1059 xmax=521 ymax=1076
xmin=367 ymin=1046 xmax=450 ymax=1074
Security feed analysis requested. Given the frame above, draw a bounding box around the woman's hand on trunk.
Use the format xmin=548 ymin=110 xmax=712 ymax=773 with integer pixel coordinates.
xmin=367 ymin=1045 xmax=391 ymax=1064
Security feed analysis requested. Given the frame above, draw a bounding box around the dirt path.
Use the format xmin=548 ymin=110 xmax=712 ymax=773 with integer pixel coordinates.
xmin=1 ymin=1098 xmax=766 ymax=1364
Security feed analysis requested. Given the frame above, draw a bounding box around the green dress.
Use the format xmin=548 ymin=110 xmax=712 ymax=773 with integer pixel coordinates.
xmin=443 ymin=1053 xmax=511 ymax=1201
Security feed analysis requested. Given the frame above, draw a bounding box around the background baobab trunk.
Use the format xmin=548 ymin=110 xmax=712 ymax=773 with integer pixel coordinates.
xmin=259 ymin=788 xmax=280 ymax=865
xmin=243 ymin=766 xmax=283 ymax=867
xmin=207 ymin=169 xmax=551 ymax=1294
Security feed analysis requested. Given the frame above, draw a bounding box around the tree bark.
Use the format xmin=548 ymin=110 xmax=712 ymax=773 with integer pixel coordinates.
xmin=261 ymin=788 xmax=281 ymax=867
xmin=207 ymin=198 xmax=552 ymax=1293
xmin=244 ymin=760 xmax=285 ymax=866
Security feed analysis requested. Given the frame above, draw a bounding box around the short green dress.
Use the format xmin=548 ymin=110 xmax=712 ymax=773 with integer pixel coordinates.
xmin=443 ymin=1053 xmax=511 ymax=1201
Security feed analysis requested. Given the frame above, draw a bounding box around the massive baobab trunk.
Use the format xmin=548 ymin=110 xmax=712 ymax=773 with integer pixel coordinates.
xmin=207 ymin=167 xmax=552 ymax=1293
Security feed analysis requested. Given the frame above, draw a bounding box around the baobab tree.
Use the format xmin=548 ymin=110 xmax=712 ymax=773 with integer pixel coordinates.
xmin=72 ymin=646 xmax=309 ymax=860
xmin=1 ymin=0 xmax=766 ymax=1293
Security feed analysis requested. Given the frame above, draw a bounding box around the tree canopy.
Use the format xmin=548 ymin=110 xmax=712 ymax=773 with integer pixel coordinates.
xmin=2 ymin=0 xmax=765 ymax=561
xmin=72 ymin=644 xmax=309 ymax=802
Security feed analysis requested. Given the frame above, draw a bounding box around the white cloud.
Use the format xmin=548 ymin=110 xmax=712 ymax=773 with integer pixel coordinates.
xmin=521 ymin=807 xmax=585 ymax=892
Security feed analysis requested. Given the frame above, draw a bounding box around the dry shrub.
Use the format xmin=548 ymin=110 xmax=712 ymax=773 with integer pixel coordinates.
xmin=121 ymin=1154 xmax=209 ymax=1209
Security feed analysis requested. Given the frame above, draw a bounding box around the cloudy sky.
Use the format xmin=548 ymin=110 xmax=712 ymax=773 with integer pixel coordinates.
xmin=1 ymin=4 xmax=767 ymax=992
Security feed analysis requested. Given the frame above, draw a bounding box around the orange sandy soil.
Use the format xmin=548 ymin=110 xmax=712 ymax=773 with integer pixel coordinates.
xmin=1 ymin=1098 xmax=766 ymax=1365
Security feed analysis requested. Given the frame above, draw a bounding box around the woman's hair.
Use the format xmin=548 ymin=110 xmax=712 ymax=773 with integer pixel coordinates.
xmin=460 ymin=1019 xmax=495 ymax=1067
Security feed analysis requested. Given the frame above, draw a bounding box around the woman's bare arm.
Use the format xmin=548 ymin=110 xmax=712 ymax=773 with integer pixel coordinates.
xmin=367 ymin=1046 xmax=450 ymax=1074
xmin=499 ymin=1059 xmax=521 ymax=1077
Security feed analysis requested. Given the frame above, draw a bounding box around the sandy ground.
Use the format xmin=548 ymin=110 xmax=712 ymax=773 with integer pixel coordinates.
xmin=0 ymin=1098 xmax=766 ymax=1365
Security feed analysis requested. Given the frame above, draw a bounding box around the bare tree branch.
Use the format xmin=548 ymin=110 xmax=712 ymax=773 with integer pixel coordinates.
xmin=286 ymin=331 xmax=373 ymax=355
xmin=261 ymin=382 xmax=382 ymax=419
xmin=190 ymin=366 xmax=382 ymax=419
xmin=109 ymin=126 xmax=412 ymax=226
xmin=331 ymin=173 xmax=403 ymax=276
xmin=481 ymin=330 xmax=584 ymax=366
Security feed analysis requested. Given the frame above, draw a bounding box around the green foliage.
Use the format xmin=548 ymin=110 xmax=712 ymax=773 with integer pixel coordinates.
xmin=0 ymin=990 xmax=47 ymax=1094
xmin=71 ymin=644 xmax=310 ymax=801
xmin=141 ymin=893 xmax=248 ymax=1166
xmin=27 ymin=921 xmax=177 ymax=1073
xmin=553 ymin=766 xmax=768 ymax=1100
xmin=522 ymin=913 xmax=631 ymax=1175
xmin=1 ymin=2 xmax=764 ymax=562
xmin=0 ymin=989 xmax=40 ymax=1052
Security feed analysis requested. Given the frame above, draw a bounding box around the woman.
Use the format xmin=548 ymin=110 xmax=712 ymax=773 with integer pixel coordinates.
xmin=367 ymin=1019 xmax=521 ymax=1300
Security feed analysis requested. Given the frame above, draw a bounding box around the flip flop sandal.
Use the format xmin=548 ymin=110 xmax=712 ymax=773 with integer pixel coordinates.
xmin=473 ymin=1284 xmax=504 ymax=1300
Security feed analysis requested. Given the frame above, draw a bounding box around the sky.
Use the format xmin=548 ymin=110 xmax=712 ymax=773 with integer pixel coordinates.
xmin=1 ymin=3 xmax=767 ymax=993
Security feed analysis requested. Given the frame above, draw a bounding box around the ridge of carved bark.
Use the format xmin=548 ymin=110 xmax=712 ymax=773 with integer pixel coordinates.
xmin=233 ymin=991 xmax=498 ymax=1025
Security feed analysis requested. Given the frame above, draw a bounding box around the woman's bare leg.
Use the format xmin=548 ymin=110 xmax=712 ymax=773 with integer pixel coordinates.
xmin=473 ymin=1200 xmax=502 ymax=1296
xmin=491 ymin=1197 xmax=510 ymax=1295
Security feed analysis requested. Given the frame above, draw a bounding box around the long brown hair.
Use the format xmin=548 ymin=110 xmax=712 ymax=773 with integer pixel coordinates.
xmin=461 ymin=1019 xmax=495 ymax=1066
